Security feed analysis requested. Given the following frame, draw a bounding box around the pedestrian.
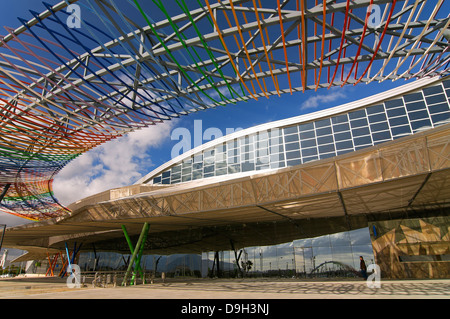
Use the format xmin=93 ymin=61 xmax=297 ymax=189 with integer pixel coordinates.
xmin=359 ymin=256 xmax=367 ymax=280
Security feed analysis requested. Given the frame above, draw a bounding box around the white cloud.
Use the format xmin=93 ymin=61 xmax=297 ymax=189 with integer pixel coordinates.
xmin=53 ymin=120 xmax=176 ymax=206
xmin=300 ymin=88 xmax=347 ymax=110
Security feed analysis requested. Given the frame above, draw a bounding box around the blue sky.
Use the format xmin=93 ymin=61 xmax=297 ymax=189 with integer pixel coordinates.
xmin=0 ymin=0 xmax=413 ymax=227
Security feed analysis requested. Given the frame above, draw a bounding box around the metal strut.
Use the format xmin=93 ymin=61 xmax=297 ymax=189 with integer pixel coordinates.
xmin=121 ymin=222 xmax=149 ymax=286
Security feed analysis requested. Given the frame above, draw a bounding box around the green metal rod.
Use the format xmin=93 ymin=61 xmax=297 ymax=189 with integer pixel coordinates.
xmin=121 ymin=223 xmax=149 ymax=286
xmin=122 ymin=225 xmax=146 ymax=283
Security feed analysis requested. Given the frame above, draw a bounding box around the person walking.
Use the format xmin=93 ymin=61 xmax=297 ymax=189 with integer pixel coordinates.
xmin=359 ymin=256 xmax=368 ymax=280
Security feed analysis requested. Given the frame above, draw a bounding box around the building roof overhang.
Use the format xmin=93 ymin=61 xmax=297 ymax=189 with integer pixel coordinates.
xmin=3 ymin=123 xmax=450 ymax=260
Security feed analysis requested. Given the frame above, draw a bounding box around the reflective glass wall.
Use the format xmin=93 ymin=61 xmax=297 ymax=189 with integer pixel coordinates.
xmin=202 ymin=227 xmax=374 ymax=278
xmin=77 ymin=227 xmax=373 ymax=279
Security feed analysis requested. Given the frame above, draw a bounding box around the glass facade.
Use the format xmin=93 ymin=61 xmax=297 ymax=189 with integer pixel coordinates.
xmin=75 ymin=227 xmax=373 ymax=279
xmin=202 ymin=227 xmax=374 ymax=278
xmin=150 ymin=80 xmax=450 ymax=185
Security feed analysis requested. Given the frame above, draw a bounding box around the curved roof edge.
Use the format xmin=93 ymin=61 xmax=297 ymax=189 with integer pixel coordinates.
xmin=136 ymin=76 xmax=446 ymax=185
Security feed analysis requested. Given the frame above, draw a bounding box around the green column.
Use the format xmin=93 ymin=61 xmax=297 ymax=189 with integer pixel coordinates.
xmin=121 ymin=223 xmax=149 ymax=286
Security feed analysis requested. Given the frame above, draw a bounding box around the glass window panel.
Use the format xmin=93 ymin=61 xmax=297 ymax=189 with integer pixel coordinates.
xmin=204 ymin=172 xmax=214 ymax=178
xmin=335 ymin=140 xmax=353 ymax=150
xmin=329 ymin=232 xmax=351 ymax=246
xmin=257 ymin=140 xmax=269 ymax=149
xmin=389 ymin=116 xmax=409 ymax=127
xmin=333 ymin=123 xmax=350 ymax=132
xmin=351 ymin=127 xmax=370 ymax=137
xmin=303 ymin=156 xmax=318 ymax=163
xmin=367 ymin=104 xmax=386 ymax=114
xmin=315 ymin=118 xmax=331 ymax=128
xmin=334 ymin=131 xmax=351 ymax=141
xmin=215 ymin=144 xmax=226 ymax=153
xmin=228 ymin=155 xmax=239 ymax=164
xmin=270 ymin=136 xmax=283 ymax=146
xmin=270 ymin=144 xmax=284 ymax=153
xmin=429 ymin=102 xmax=450 ymax=114
xmin=299 ymin=122 xmax=314 ymax=131
xmin=204 ymin=156 xmax=215 ymax=165
xmin=319 ymin=152 xmax=335 ymax=159
xmin=332 ymin=245 xmax=355 ymax=267
xmin=408 ymin=110 xmax=429 ymax=121
xmin=162 ymin=178 xmax=170 ymax=184
xmin=241 ymin=144 xmax=254 ymax=153
xmin=270 ymin=153 xmax=285 ymax=162
xmin=431 ymin=112 xmax=450 ymax=124
xmin=203 ymin=165 xmax=214 ymax=173
xmin=287 ymin=159 xmax=302 ymax=166
xmin=316 ymin=126 xmax=333 ymax=136
xmin=215 ymin=168 xmax=227 ymax=176
xmin=182 ymin=167 xmax=192 ymax=175
xmin=228 ymin=149 xmax=239 ymax=157
xmin=257 ymin=149 xmax=268 ymax=158
xmin=271 ymin=161 xmax=286 ymax=169
xmin=242 ymin=162 xmax=255 ymax=172
xmin=256 ymin=164 xmax=270 ymax=171
xmin=354 ymin=136 xmax=372 ymax=146
xmin=193 ymin=170 xmax=203 ymax=180
xmin=370 ymin=122 xmax=389 ymax=132
xmin=350 ymin=118 xmax=368 ymax=128
xmin=285 ymin=142 xmax=300 ymax=151
xmin=403 ymin=92 xmax=423 ymax=103
xmin=383 ymin=99 xmax=403 ymax=109
xmin=283 ymin=126 xmax=298 ymax=135
xmin=410 ymin=118 xmax=432 ymax=131
xmin=391 ymin=125 xmax=411 ymax=137
xmin=386 ymin=107 xmax=406 ymax=117
xmin=227 ymin=140 xmax=238 ymax=149
xmin=258 ymin=131 xmax=269 ymax=141
xmin=193 ymin=154 xmax=203 ymax=163
xmin=317 ymin=135 xmax=334 ymax=145
xmin=423 ymin=85 xmax=443 ymax=96
xmin=162 ymin=171 xmax=171 ymax=178
xmin=171 ymin=173 xmax=181 ymax=180
xmin=301 ymin=139 xmax=317 ymax=148
xmin=301 ymin=147 xmax=317 ymax=157
xmin=285 ymin=150 xmax=301 ymax=160
xmin=172 ymin=165 xmax=181 ymax=173
xmin=349 ymin=228 xmax=372 ymax=246
xmin=406 ymin=101 xmax=426 ymax=112
xmin=182 ymin=175 xmax=192 ymax=182
xmin=372 ymin=130 xmax=391 ymax=141
xmin=299 ymin=130 xmax=316 ymax=139
xmin=241 ymin=152 xmax=254 ymax=161
xmin=368 ymin=113 xmax=387 ymax=123
xmin=216 ymin=161 xmax=227 ymax=169
xmin=269 ymin=129 xmax=282 ymax=138
xmin=284 ymin=134 xmax=300 ymax=143
xmin=331 ymin=114 xmax=348 ymax=124
xmin=443 ymin=80 xmax=450 ymax=88
xmin=153 ymin=176 xmax=161 ymax=184
xmin=228 ymin=164 xmax=241 ymax=174
xmin=204 ymin=148 xmax=215 ymax=157
xmin=318 ymin=144 xmax=335 ymax=153
xmin=349 ymin=109 xmax=366 ymax=120
xmin=425 ymin=93 xmax=446 ymax=105
xmin=215 ymin=153 xmax=226 ymax=162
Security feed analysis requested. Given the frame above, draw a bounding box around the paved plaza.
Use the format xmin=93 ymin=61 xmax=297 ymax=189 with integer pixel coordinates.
xmin=1 ymin=276 xmax=448 ymax=299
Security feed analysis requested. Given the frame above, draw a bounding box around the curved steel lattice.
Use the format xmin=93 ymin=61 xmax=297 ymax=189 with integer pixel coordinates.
xmin=0 ymin=0 xmax=448 ymax=220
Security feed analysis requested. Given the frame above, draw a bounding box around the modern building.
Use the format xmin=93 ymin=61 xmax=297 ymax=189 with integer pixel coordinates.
xmin=3 ymin=75 xmax=450 ymax=280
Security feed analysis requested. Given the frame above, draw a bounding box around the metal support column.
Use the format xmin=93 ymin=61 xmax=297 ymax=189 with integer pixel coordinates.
xmin=121 ymin=222 xmax=149 ymax=286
